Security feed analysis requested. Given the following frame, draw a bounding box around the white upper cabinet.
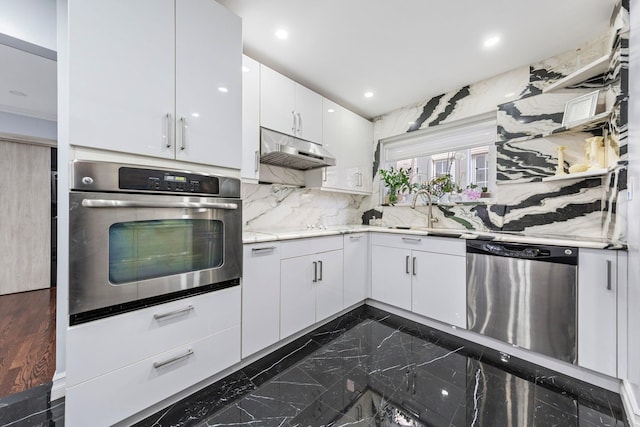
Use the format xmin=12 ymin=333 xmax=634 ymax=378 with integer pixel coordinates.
xmin=306 ymin=99 xmax=373 ymax=194
xmin=174 ymin=0 xmax=241 ymax=167
xmin=68 ymin=0 xmax=241 ymax=169
xmin=241 ymin=55 xmax=261 ymax=181
xmin=260 ymin=65 xmax=322 ymax=144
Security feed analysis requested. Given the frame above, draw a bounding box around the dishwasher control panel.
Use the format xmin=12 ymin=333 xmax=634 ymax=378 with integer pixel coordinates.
xmin=467 ymin=241 xmax=577 ymax=265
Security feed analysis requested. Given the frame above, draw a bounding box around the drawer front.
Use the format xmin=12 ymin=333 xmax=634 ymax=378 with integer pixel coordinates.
xmin=280 ymin=235 xmax=343 ymax=259
xmin=65 ymin=326 xmax=240 ymax=427
xmin=370 ymin=233 xmax=465 ymax=256
xmin=67 ymin=286 xmax=240 ymax=385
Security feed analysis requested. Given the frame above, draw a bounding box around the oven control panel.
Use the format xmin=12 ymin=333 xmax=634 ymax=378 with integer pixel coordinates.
xmin=119 ymin=167 xmax=220 ymax=195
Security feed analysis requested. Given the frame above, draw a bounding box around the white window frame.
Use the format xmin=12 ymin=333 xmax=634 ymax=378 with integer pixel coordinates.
xmin=379 ymin=112 xmax=497 ymax=204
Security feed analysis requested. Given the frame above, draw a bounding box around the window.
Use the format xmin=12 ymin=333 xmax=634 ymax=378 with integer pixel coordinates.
xmin=380 ymin=113 xmax=496 ymax=204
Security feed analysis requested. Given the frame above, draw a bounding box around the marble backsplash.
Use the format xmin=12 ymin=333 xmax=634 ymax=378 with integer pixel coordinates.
xmin=242 ymin=183 xmax=367 ymax=231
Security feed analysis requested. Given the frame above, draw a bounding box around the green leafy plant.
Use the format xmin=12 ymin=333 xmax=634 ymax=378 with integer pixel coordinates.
xmin=427 ymin=174 xmax=456 ymax=197
xmin=379 ymin=167 xmax=414 ymax=205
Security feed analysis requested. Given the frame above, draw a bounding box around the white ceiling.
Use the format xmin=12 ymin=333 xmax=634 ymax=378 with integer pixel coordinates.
xmin=217 ymin=0 xmax=616 ymax=119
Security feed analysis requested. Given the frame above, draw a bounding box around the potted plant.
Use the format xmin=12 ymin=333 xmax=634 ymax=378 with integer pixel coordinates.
xmin=379 ymin=167 xmax=414 ymax=205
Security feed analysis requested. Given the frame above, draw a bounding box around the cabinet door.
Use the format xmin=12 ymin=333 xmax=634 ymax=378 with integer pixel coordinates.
xmin=68 ymin=0 xmax=175 ymax=158
xmin=343 ymin=234 xmax=368 ymax=307
xmin=175 ymin=0 xmax=241 ymax=168
xmin=242 ymin=244 xmax=281 ymax=358
xmin=294 ymin=84 xmax=323 ymax=144
xmin=319 ymin=99 xmax=342 ymax=188
xmin=241 ymin=56 xmax=261 ymax=181
xmin=280 ymin=255 xmax=316 ymax=339
xmin=354 ymin=113 xmax=374 ymax=193
xmin=316 ymin=250 xmax=344 ymax=321
xmin=578 ymin=248 xmax=617 ymax=377
xmin=260 ymin=65 xmax=296 ymax=136
xmin=371 ymin=245 xmax=412 ymax=311
xmin=411 ymin=251 xmax=466 ymax=328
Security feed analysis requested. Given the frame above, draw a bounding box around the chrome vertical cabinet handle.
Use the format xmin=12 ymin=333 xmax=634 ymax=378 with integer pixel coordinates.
xmin=405 ymin=256 xmax=410 ymax=274
xmin=254 ymin=150 xmax=259 ymax=172
xmin=291 ymin=111 xmax=297 ymax=133
xmin=164 ymin=113 xmax=173 ymax=148
xmin=412 ymin=257 xmax=417 ymax=276
xmin=296 ymin=112 xmax=302 ymax=134
xmin=179 ymin=117 xmax=187 ymax=150
xmin=606 ymin=260 xmax=612 ymax=290
xmin=312 ymin=261 xmax=318 ymax=282
xmin=318 ymin=260 xmax=323 ymax=281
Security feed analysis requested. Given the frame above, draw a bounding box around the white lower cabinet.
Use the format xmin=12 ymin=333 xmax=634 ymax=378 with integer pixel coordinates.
xmin=242 ymin=243 xmax=281 ymax=358
xmin=370 ymin=233 xmax=466 ymax=328
xmin=66 ymin=326 xmax=240 ymax=427
xmin=371 ymin=245 xmax=412 ymax=310
xmin=280 ymin=236 xmax=344 ymax=339
xmin=578 ymin=248 xmax=618 ymax=377
xmin=343 ymin=233 xmax=369 ymax=307
xmin=411 ymin=249 xmax=466 ymax=328
xmin=65 ymin=287 xmax=241 ymax=426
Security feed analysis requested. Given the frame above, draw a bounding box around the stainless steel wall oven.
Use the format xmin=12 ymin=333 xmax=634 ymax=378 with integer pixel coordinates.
xmin=69 ymin=161 xmax=242 ymax=325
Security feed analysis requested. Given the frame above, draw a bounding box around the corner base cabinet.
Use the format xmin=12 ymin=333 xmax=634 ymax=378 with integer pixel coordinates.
xmin=370 ymin=233 xmax=466 ymax=328
xmin=65 ymin=287 xmax=241 ymax=427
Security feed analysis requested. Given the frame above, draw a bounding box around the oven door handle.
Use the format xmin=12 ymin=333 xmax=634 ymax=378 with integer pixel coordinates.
xmin=81 ymin=199 xmax=239 ymax=210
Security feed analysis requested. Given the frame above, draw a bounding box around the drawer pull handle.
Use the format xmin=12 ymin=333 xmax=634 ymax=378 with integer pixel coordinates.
xmin=349 ymin=235 xmax=362 ymax=240
xmin=252 ymin=246 xmax=277 ymax=253
xmin=402 ymin=237 xmax=421 ymax=243
xmin=153 ymin=305 xmax=194 ymax=320
xmin=153 ymin=348 xmax=193 ymax=369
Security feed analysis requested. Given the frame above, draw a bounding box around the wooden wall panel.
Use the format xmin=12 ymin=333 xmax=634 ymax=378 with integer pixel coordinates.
xmin=0 ymin=140 xmax=51 ymax=294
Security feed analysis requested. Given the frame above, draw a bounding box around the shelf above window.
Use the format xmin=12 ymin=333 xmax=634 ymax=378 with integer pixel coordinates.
xmin=498 ymin=111 xmax=611 ymax=145
xmin=542 ymin=55 xmax=610 ymax=93
xmin=541 ymin=168 xmax=612 ymax=182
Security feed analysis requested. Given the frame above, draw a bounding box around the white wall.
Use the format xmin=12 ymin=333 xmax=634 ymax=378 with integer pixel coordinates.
xmin=627 ymin=0 xmax=640 ymax=422
xmin=0 ymin=111 xmax=56 ymax=140
xmin=0 ymin=0 xmax=57 ymax=50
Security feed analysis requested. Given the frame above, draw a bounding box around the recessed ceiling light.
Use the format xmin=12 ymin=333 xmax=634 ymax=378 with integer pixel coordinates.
xmin=191 ymin=113 xmax=200 ymax=118
xmin=504 ymin=92 xmax=515 ymax=98
xmin=275 ymin=29 xmax=289 ymax=40
xmin=241 ymin=65 xmax=250 ymax=72
xmin=483 ymin=35 xmax=501 ymax=48
xmin=364 ymin=91 xmax=374 ymax=98
xmin=327 ymin=109 xmax=335 ymax=113
xmin=9 ymin=90 xmax=27 ymax=97
xmin=218 ymin=87 xmax=228 ymax=93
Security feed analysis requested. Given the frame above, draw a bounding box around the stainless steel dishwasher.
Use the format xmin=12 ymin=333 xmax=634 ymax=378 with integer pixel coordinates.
xmin=466 ymin=240 xmax=578 ymax=363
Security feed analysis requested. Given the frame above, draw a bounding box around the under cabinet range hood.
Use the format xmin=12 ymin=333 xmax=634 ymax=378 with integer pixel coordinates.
xmin=260 ymin=128 xmax=336 ymax=170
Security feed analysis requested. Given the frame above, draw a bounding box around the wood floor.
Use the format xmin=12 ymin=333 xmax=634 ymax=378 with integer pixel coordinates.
xmin=0 ymin=288 xmax=56 ymax=398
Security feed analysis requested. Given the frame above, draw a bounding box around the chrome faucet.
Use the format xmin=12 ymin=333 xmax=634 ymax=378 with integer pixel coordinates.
xmin=411 ymin=189 xmax=438 ymax=228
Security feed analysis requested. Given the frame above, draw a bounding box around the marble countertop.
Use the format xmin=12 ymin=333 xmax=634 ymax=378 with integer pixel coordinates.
xmin=243 ymin=225 xmax=626 ymax=250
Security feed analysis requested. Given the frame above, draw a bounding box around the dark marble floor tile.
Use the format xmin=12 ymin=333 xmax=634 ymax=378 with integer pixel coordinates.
xmin=0 ymin=382 xmax=64 ymax=427
xmin=533 ymin=399 xmax=579 ymax=427
xmin=135 ymin=370 xmax=256 ymax=427
xmin=241 ymin=338 xmax=322 ymax=388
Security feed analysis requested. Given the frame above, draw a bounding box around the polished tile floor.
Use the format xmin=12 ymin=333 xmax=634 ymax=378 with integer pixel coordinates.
xmin=137 ymin=307 xmax=628 ymax=427
xmin=0 ymin=305 xmax=627 ymax=426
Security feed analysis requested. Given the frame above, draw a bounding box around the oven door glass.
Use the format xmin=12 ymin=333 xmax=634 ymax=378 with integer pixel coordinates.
xmin=109 ymin=219 xmax=223 ymax=284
